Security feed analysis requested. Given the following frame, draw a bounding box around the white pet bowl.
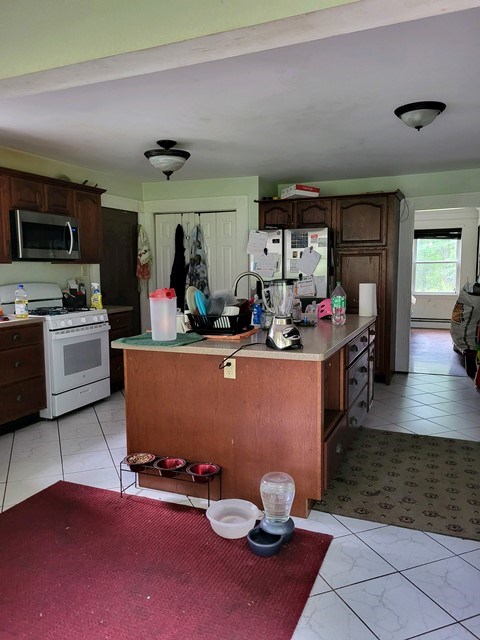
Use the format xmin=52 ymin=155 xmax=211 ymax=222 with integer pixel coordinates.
xmin=206 ymin=499 xmax=259 ymax=539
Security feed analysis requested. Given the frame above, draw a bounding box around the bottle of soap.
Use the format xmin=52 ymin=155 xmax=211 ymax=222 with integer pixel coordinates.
xmin=90 ymin=283 xmax=103 ymax=310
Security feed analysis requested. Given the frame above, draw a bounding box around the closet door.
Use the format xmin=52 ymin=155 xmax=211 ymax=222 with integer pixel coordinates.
xmin=201 ymin=211 xmax=237 ymax=294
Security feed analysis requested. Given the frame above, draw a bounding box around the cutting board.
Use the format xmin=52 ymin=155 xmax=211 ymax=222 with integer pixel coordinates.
xmin=204 ymin=327 xmax=261 ymax=340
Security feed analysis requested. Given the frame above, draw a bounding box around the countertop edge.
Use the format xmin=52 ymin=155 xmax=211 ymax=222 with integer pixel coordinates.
xmin=112 ymin=315 xmax=375 ymax=362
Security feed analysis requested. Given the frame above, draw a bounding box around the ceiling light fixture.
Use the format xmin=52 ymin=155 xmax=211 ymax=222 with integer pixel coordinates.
xmin=394 ymin=101 xmax=446 ymax=131
xmin=144 ymin=140 xmax=190 ymax=180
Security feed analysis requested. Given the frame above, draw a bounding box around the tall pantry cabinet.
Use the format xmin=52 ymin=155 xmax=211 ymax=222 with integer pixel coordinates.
xmin=258 ymin=190 xmax=404 ymax=384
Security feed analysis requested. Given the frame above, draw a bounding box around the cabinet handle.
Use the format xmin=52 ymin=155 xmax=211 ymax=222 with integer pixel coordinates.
xmin=350 ymin=417 xmax=358 ymax=426
xmin=14 ymin=361 xmax=22 ymax=368
xmin=350 ymin=345 xmax=358 ymax=353
xmin=335 ymin=443 xmax=343 ymax=454
xmin=16 ymin=394 xmax=23 ymax=402
xmin=350 ymin=377 xmax=358 ymax=385
xmin=12 ymin=333 xmax=20 ymax=341
xmin=369 ymin=329 xmax=376 ymax=336
xmin=360 ymin=366 xmax=368 ymax=373
xmin=361 ymin=336 xmax=368 ymax=343
xmin=369 ymin=354 xmax=375 ymax=362
xmin=360 ymin=401 xmax=367 ymax=408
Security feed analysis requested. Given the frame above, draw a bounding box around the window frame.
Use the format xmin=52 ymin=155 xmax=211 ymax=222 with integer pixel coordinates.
xmin=412 ymin=228 xmax=462 ymax=296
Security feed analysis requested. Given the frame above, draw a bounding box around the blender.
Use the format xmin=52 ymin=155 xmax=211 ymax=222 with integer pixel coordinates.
xmin=264 ymin=279 xmax=302 ymax=350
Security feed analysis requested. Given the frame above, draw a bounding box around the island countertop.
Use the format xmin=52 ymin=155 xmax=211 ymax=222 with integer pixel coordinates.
xmin=112 ymin=314 xmax=375 ymax=362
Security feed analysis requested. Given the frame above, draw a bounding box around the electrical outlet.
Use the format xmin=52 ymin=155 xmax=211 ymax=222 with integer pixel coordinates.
xmin=223 ymin=358 xmax=236 ymax=379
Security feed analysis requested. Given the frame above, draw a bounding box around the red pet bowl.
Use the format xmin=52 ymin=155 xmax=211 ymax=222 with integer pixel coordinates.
xmin=186 ymin=463 xmax=220 ymax=483
xmin=153 ymin=457 xmax=186 ymax=478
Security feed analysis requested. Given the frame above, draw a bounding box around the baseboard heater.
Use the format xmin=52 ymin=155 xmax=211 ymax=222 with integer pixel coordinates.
xmin=411 ymin=317 xmax=450 ymax=323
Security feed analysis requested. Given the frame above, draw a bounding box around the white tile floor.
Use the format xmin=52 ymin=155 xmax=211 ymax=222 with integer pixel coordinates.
xmin=1 ymin=372 xmax=480 ymax=639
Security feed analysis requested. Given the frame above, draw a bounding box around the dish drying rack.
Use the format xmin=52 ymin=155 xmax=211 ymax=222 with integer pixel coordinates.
xmin=188 ymin=312 xmax=251 ymax=335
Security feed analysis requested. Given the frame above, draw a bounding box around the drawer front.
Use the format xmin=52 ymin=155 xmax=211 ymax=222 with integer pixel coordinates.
xmin=0 ymin=324 xmax=43 ymax=350
xmin=368 ymin=344 xmax=375 ymax=407
xmin=347 ymin=329 xmax=369 ymax=365
xmin=323 ymin=416 xmax=349 ymax=489
xmin=0 ymin=344 xmax=44 ymax=385
xmin=108 ymin=312 xmax=132 ymax=333
xmin=347 ymin=350 xmax=369 ymax=407
xmin=0 ymin=376 xmax=46 ymax=425
xmin=347 ymin=385 xmax=368 ymax=430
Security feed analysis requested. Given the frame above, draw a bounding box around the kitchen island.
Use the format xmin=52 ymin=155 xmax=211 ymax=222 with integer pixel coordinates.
xmin=113 ymin=315 xmax=375 ymax=517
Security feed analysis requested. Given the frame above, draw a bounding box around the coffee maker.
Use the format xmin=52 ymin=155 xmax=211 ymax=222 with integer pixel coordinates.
xmin=264 ymin=280 xmax=302 ymax=350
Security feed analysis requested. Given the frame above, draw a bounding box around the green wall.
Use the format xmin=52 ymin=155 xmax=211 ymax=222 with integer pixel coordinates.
xmin=0 ymin=0 xmax=355 ymax=80
xmin=0 ymin=147 xmax=141 ymax=200
xmin=278 ymin=168 xmax=480 ymax=199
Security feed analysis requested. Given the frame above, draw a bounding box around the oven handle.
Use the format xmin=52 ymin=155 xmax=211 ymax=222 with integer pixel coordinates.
xmin=65 ymin=221 xmax=74 ymax=255
xmin=50 ymin=323 xmax=111 ymax=339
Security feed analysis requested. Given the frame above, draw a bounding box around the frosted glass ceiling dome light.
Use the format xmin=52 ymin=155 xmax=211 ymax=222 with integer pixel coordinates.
xmin=144 ymin=140 xmax=190 ymax=180
xmin=394 ymin=101 xmax=446 ymax=131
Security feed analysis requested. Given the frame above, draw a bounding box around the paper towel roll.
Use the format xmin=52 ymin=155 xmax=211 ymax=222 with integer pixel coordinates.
xmin=359 ymin=283 xmax=377 ymax=316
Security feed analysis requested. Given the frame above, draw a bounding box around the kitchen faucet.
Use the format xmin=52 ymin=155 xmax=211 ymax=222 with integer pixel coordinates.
xmin=232 ymin=271 xmax=266 ymax=298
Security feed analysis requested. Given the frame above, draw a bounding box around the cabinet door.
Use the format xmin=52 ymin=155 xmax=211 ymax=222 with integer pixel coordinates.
xmin=295 ymin=199 xmax=332 ymax=228
xmin=337 ymin=249 xmax=387 ymax=380
xmin=335 ymin=195 xmax=388 ymax=246
xmin=45 ymin=184 xmax=74 ymax=215
xmin=10 ymin=177 xmax=45 ymax=211
xmin=0 ymin=175 xmax=11 ymax=263
xmin=258 ymin=201 xmax=293 ymax=229
xmin=74 ymin=190 xmax=102 ymax=263
xmin=368 ymin=342 xmax=375 ymax=407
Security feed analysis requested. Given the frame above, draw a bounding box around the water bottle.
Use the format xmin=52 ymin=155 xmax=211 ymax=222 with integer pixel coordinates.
xmin=14 ymin=284 xmax=28 ymax=318
xmin=251 ymin=295 xmax=262 ymax=328
xmin=331 ymin=282 xmax=346 ymax=326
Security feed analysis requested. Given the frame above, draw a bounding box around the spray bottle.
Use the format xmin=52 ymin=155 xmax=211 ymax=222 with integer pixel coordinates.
xmin=90 ymin=283 xmax=103 ymax=309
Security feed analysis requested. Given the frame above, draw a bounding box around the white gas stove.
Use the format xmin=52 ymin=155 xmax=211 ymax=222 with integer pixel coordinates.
xmin=0 ymin=283 xmax=111 ymax=419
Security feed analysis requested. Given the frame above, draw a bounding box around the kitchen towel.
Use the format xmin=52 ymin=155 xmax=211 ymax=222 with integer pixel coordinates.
xmin=359 ymin=283 xmax=377 ymax=316
xmin=136 ymin=224 xmax=152 ymax=280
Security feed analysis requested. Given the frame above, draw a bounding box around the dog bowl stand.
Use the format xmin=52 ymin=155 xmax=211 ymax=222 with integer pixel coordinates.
xmin=119 ymin=456 xmax=222 ymax=506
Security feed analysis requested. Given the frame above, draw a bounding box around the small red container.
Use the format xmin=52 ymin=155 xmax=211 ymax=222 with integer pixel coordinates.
xmin=186 ymin=463 xmax=220 ymax=483
xmin=153 ymin=457 xmax=186 ymax=478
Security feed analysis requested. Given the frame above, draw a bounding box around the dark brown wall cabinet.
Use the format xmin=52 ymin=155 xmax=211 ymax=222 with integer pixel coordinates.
xmin=258 ymin=191 xmax=403 ymax=383
xmin=0 ymin=166 xmax=105 ymax=264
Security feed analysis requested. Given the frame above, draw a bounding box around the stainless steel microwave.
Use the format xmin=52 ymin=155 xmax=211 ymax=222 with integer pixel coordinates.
xmin=10 ymin=209 xmax=81 ymax=261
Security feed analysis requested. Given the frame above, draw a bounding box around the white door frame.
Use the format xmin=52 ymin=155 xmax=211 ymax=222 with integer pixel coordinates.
xmin=395 ymin=192 xmax=480 ymax=373
xmin=141 ymin=195 xmax=249 ymax=331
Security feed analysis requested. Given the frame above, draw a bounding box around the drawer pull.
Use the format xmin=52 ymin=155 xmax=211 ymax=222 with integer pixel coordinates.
xmin=12 ymin=333 xmax=21 ymax=341
xmin=14 ymin=361 xmax=22 ymax=368
xmin=360 ymin=401 xmax=367 ymax=408
xmin=16 ymin=394 xmax=23 ymax=402
xmin=350 ymin=377 xmax=358 ymax=385
xmin=360 ymin=366 xmax=368 ymax=373
xmin=369 ymin=354 xmax=375 ymax=361
xmin=335 ymin=443 xmax=343 ymax=454
xmin=369 ymin=329 xmax=376 ymax=336
xmin=350 ymin=345 xmax=358 ymax=353
xmin=350 ymin=417 xmax=358 ymax=426
xmin=361 ymin=336 xmax=368 ymax=343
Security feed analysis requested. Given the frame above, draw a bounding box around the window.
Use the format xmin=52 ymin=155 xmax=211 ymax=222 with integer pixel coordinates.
xmin=412 ymin=228 xmax=461 ymax=294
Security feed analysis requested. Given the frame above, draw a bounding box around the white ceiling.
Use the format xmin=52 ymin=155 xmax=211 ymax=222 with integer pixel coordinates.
xmin=1 ymin=6 xmax=480 ymax=185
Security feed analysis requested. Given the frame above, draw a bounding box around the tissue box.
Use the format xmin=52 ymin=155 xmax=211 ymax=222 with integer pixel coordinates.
xmin=281 ymin=184 xmax=320 ymax=199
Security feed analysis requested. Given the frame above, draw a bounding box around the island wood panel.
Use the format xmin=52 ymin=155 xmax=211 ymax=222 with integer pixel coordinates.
xmin=124 ymin=350 xmax=324 ymax=517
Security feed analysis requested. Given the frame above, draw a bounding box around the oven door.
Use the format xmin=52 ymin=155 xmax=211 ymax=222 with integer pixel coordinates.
xmin=48 ymin=323 xmax=110 ymax=394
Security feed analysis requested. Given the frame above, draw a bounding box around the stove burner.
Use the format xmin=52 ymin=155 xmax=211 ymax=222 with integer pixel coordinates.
xmin=31 ymin=307 xmax=92 ymax=316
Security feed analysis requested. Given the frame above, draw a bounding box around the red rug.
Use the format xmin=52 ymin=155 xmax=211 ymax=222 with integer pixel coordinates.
xmin=0 ymin=481 xmax=332 ymax=640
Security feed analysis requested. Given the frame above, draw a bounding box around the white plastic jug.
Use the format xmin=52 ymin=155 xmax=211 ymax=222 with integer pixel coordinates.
xmin=149 ymin=288 xmax=177 ymax=341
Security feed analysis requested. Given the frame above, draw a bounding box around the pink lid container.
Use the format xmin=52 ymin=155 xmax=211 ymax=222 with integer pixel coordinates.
xmin=150 ymin=288 xmax=176 ymax=299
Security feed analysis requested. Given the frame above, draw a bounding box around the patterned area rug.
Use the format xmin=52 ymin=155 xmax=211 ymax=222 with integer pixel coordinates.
xmin=314 ymin=428 xmax=480 ymax=540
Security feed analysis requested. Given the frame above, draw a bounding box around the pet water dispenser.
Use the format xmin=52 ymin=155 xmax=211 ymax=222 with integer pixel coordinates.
xmin=247 ymin=471 xmax=296 ymax=557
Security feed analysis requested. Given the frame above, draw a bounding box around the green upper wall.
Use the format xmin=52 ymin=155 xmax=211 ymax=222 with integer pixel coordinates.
xmin=0 ymin=0 xmax=355 ymax=80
